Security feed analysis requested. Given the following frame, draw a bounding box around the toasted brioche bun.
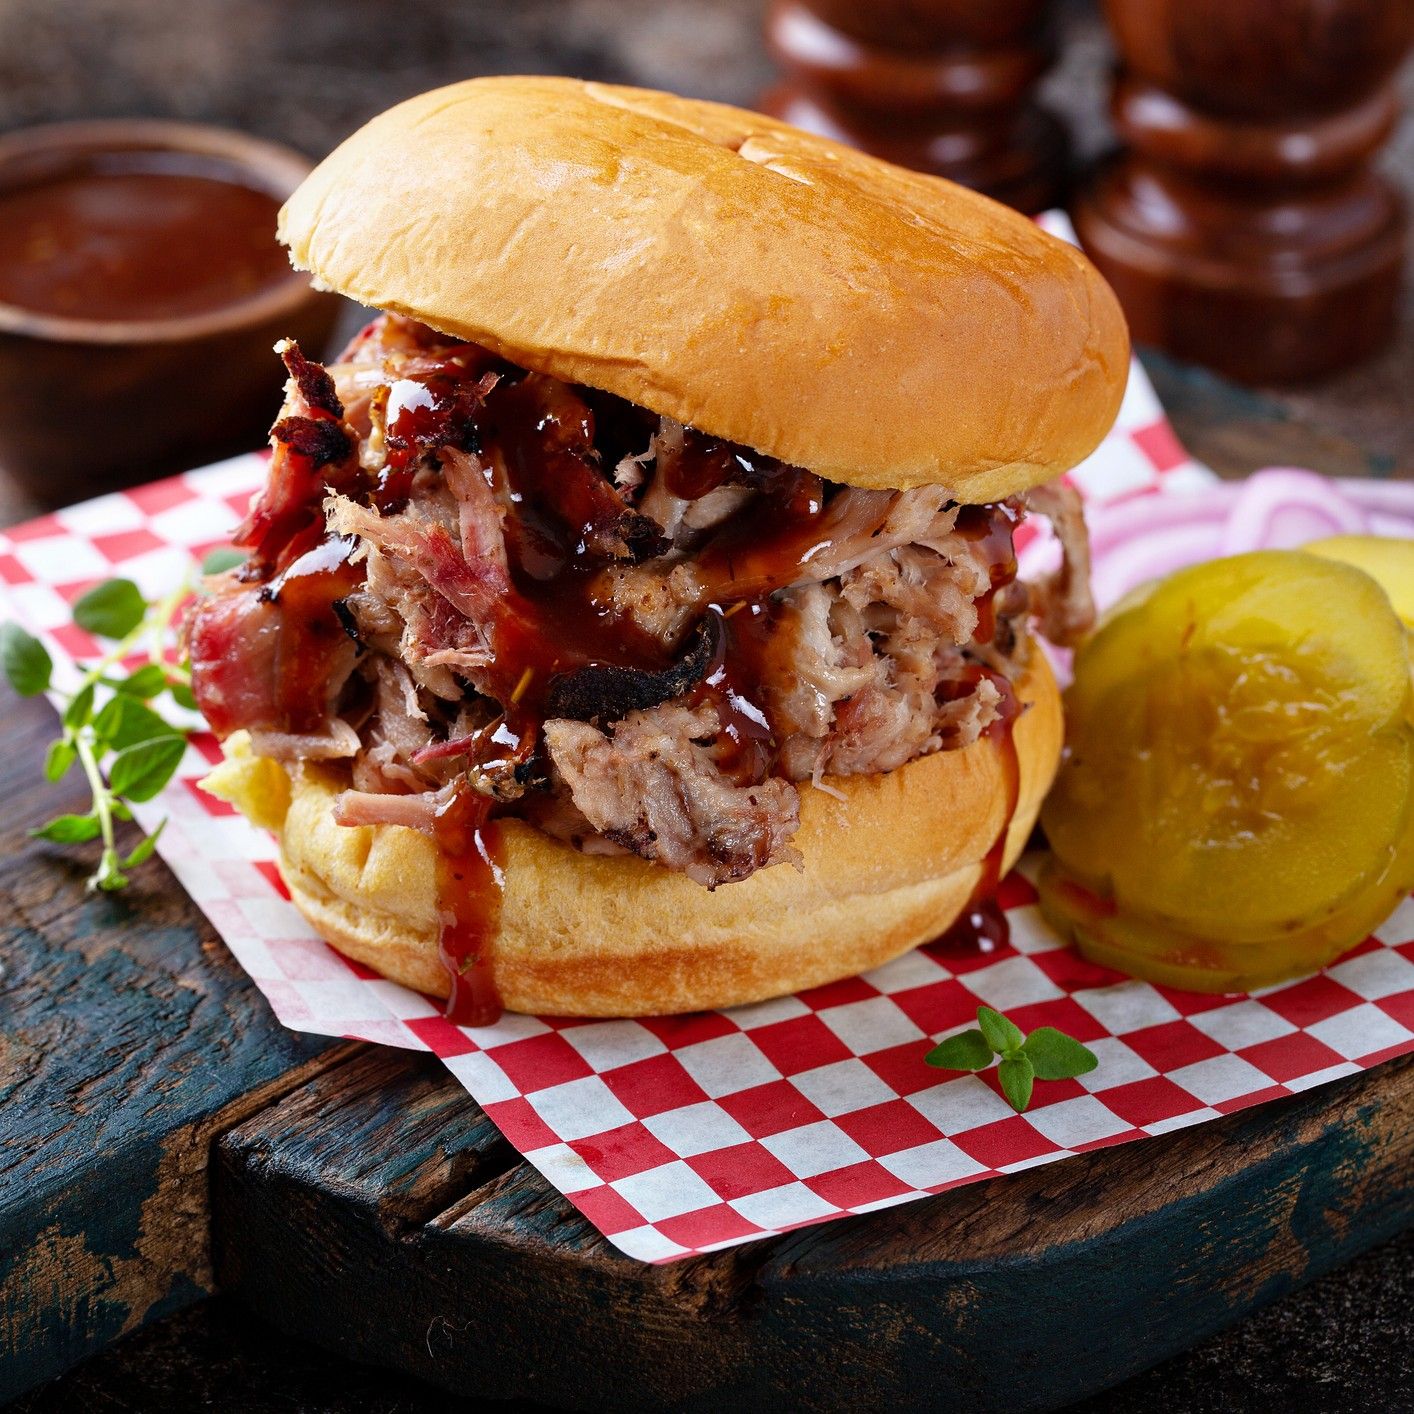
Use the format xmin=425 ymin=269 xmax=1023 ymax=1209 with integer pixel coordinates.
xmin=201 ymin=655 xmax=1061 ymax=1017
xmin=279 ymin=76 xmax=1127 ymax=500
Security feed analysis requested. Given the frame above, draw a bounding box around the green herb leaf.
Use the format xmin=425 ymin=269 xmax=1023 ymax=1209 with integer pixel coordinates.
xmin=122 ymin=820 xmax=165 ymax=869
xmin=73 ymin=579 xmax=146 ymax=639
xmin=998 ymin=1053 xmax=1036 ymax=1113
xmin=169 ymin=681 xmax=198 ymax=711
xmin=924 ymin=1028 xmax=995 ymax=1071
xmin=63 ymin=682 xmax=96 ymax=731
xmin=108 ymin=736 xmax=186 ymax=803
xmin=93 ymin=847 xmax=129 ymax=892
xmin=1023 ymin=1027 xmax=1099 ymax=1081
xmin=93 ymin=696 xmax=183 ymax=752
xmin=923 ymin=1006 xmax=1101 ymax=1110
xmin=26 ymin=575 xmax=189 ymax=893
xmin=31 ymin=813 xmax=101 ymax=843
xmin=978 ymin=1005 xmax=1025 ymax=1056
xmin=1 ymin=623 xmax=52 ymax=696
xmin=44 ymin=738 xmax=77 ymax=783
xmin=201 ymin=547 xmax=246 ymax=576
xmin=116 ymin=663 xmax=169 ymax=699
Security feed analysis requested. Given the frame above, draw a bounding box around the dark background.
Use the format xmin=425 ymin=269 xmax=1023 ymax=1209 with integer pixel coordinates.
xmin=0 ymin=0 xmax=1410 ymax=475
xmin=1 ymin=2 xmax=1411 ymax=1410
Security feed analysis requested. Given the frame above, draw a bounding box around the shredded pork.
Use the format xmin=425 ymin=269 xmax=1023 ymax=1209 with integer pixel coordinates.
xmin=189 ymin=314 xmax=1092 ymax=890
xmin=544 ymin=706 xmax=802 ymax=888
xmin=1021 ymin=481 xmax=1095 ymax=647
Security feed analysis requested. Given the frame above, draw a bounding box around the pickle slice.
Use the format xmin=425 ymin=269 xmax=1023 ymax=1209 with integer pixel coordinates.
xmin=1039 ymin=836 xmax=1414 ymax=993
xmin=1043 ymin=551 xmax=1414 ymax=959
xmin=1305 ymin=535 xmax=1414 ymax=630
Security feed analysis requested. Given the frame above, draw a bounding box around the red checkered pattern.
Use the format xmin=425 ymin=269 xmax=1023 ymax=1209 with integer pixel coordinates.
xmin=4 ymin=312 xmax=1413 ymax=1264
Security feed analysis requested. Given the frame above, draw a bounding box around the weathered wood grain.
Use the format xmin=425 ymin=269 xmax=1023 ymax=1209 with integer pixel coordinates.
xmin=213 ymin=1044 xmax=1414 ymax=1413
xmin=0 ymin=684 xmax=348 ymax=1401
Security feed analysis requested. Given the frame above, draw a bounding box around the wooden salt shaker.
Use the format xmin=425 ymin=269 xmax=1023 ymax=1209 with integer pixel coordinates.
xmin=762 ymin=0 xmax=1069 ymax=213
xmin=1073 ymin=0 xmax=1414 ymax=385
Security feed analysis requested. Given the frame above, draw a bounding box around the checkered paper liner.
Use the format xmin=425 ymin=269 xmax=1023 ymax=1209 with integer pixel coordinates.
xmin=6 ymin=322 xmax=1414 ymax=1267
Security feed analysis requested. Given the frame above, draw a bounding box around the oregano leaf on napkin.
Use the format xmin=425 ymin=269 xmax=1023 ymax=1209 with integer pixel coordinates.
xmin=925 ymin=1005 xmax=1099 ymax=1113
xmin=94 ymin=696 xmax=182 ymax=752
xmin=1023 ymin=1026 xmax=1101 ymax=1082
xmin=109 ymin=736 xmax=187 ymax=803
xmin=115 ymin=663 xmax=170 ymax=699
xmin=924 ymin=1028 xmax=994 ymax=1072
xmin=998 ymin=1054 xmax=1035 ymax=1114
xmin=978 ymin=1005 xmax=1025 ymax=1054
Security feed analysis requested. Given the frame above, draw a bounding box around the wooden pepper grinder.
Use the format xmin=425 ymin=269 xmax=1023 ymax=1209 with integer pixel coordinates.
xmin=1073 ymin=0 xmax=1414 ymax=385
xmin=762 ymin=1 xmax=1069 ymax=213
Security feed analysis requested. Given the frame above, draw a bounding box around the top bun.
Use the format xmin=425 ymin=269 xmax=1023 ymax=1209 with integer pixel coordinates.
xmin=280 ymin=76 xmax=1128 ymax=499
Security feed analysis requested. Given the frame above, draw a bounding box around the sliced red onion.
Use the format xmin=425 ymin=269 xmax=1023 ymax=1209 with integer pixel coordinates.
xmin=1020 ymin=468 xmax=1414 ymax=622
xmin=1015 ymin=467 xmax=1414 ymax=687
xmin=1217 ymin=469 xmax=1372 ymax=555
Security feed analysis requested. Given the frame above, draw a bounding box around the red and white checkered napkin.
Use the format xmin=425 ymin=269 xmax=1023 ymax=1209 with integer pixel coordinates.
xmin=5 ymin=352 xmax=1414 ymax=1265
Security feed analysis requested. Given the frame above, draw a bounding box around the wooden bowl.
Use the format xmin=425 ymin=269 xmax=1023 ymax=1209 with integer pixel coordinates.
xmin=0 ymin=120 xmax=340 ymax=507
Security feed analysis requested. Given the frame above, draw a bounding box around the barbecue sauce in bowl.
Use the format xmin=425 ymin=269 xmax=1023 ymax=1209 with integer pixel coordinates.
xmin=0 ymin=155 xmax=291 ymax=323
xmin=0 ymin=120 xmax=338 ymax=501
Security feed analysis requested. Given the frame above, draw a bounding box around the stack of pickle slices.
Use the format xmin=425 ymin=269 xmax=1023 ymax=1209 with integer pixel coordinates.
xmin=1040 ymin=540 xmax=1414 ymax=993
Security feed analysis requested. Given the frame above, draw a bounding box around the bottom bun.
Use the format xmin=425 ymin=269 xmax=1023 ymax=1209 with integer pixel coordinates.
xmin=203 ymin=654 xmax=1061 ymax=1017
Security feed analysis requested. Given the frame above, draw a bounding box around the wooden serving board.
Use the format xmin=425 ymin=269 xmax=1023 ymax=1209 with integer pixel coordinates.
xmin=3 ymin=665 xmax=1413 ymax=1411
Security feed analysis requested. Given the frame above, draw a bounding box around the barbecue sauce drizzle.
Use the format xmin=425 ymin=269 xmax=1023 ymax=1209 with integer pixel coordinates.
xmin=264 ymin=536 xmax=363 ymax=732
xmin=433 ymin=787 xmax=505 ymax=1027
xmin=212 ymin=325 xmax=1027 ymax=1025
xmin=933 ymin=668 xmax=1021 ymax=959
xmin=956 ymin=501 xmax=1021 ymax=647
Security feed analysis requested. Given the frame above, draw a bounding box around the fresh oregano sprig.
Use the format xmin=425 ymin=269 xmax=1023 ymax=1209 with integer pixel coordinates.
xmin=925 ymin=1005 xmax=1099 ymax=1112
xmin=0 ymin=553 xmax=234 ymax=891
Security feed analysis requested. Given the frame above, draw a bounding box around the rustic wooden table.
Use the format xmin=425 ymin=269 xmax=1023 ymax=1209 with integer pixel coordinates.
xmin=0 ymin=663 xmax=1408 ymax=1410
xmin=1 ymin=1 xmax=1412 ymax=1409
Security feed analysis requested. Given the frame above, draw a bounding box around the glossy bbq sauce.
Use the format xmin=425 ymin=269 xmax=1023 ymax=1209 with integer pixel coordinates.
xmin=696 ymin=602 xmax=776 ymax=784
xmin=478 ymin=374 xmax=676 ymax=689
xmin=433 ymin=787 xmax=506 ymax=1027
xmin=0 ymin=157 xmax=290 ymax=320
xmin=936 ymin=899 xmax=1012 ymax=956
xmin=956 ymin=501 xmax=1020 ymax=645
xmin=260 ymin=534 xmax=363 ymax=731
xmin=930 ymin=501 xmax=1023 ymax=959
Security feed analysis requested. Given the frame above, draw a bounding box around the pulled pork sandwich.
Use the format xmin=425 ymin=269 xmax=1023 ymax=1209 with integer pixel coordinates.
xmin=194 ymin=77 xmax=1128 ymax=1021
